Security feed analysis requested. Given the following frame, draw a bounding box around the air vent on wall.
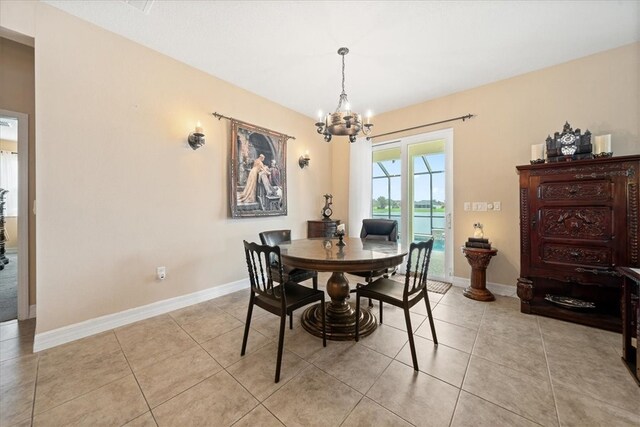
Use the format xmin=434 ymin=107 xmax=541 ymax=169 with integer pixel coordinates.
xmin=122 ymin=0 xmax=155 ymax=14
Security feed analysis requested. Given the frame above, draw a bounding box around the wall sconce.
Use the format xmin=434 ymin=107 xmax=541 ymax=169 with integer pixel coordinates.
xmin=188 ymin=121 xmax=205 ymax=150
xmin=299 ymin=151 xmax=310 ymax=168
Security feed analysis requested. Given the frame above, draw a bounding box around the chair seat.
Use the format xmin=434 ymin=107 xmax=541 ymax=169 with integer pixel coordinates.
xmin=255 ymin=282 xmax=323 ymax=311
xmin=356 ymin=276 xmax=405 ymax=301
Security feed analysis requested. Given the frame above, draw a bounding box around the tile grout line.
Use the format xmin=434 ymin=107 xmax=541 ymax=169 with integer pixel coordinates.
xmin=538 ymin=315 xmax=562 ymax=427
xmin=28 ymin=352 xmax=40 ymax=427
xmin=112 ymin=329 xmax=156 ymax=425
xmin=445 ymin=299 xmax=483 ymax=427
xmin=459 ymin=312 xmax=549 ymax=427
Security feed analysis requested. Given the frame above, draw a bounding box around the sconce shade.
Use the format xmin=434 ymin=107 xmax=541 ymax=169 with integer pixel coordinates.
xmin=299 ymin=153 xmax=310 ymax=168
xmin=188 ymin=132 xmax=205 ymax=150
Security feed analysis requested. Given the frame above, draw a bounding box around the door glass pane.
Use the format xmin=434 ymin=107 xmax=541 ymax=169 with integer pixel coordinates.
xmin=409 ymin=142 xmax=446 ymax=279
xmin=371 ymin=148 xmax=402 ymax=241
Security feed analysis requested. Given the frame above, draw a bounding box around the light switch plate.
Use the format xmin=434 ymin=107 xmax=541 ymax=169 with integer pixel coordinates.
xmin=493 ymin=201 xmax=501 ymax=211
xmin=464 ymin=202 xmax=471 ymax=211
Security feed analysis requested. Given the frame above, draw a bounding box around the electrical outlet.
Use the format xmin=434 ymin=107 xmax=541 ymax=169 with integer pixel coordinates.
xmin=157 ymin=266 xmax=166 ymax=280
xmin=464 ymin=202 xmax=471 ymax=211
xmin=493 ymin=201 xmax=501 ymax=211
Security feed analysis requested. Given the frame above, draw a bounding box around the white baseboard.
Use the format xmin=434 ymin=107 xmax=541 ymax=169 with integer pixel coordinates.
xmin=451 ymin=276 xmax=517 ymax=297
xmin=29 ymin=305 xmax=36 ymax=319
xmin=33 ymin=279 xmax=250 ymax=352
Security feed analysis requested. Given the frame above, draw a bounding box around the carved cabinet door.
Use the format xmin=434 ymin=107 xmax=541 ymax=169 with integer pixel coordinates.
xmin=526 ymin=173 xmax=621 ymax=287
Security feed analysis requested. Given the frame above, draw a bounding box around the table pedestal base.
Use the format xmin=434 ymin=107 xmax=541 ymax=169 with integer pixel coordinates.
xmin=463 ymin=286 xmax=495 ymax=301
xmin=301 ymin=302 xmax=377 ymax=341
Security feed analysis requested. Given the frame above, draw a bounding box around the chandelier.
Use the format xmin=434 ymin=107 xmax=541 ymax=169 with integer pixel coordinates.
xmin=315 ymin=47 xmax=373 ymax=143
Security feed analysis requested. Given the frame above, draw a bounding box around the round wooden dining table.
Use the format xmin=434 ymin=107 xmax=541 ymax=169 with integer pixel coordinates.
xmin=279 ymin=237 xmax=407 ymax=340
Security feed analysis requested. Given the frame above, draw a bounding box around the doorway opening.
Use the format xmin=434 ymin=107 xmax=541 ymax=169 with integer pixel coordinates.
xmin=371 ymin=128 xmax=453 ymax=281
xmin=0 ymin=110 xmax=29 ymax=322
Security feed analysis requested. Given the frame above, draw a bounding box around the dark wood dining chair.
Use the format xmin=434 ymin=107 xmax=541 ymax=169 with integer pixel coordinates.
xmin=351 ymin=219 xmax=399 ymax=307
xmin=241 ymin=240 xmax=326 ymax=383
xmin=259 ymin=229 xmax=318 ymax=287
xmin=355 ymin=238 xmax=438 ymax=371
xmin=259 ymin=229 xmax=319 ymax=329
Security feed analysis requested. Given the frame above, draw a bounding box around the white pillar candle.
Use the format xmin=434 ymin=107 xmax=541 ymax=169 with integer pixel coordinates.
xmin=601 ymin=134 xmax=611 ymax=153
xmin=593 ymin=136 xmax=601 ymax=154
xmin=531 ymin=143 xmax=544 ymax=161
xmin=594 ymin=134 xmax=612 ymax=154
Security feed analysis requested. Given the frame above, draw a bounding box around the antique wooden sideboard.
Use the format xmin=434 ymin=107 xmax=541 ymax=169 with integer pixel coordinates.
xmin=516 ymin=155 xmax=640 ymax=332
xmin=307 ymin=219 xmax=341 ymax=239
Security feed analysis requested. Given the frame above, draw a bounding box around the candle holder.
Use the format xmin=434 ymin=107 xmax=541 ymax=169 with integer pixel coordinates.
xmin=530 ymin=159 xmax=545 ymax=165
xmin=593 ymin=152 xmax=613 ymax=158
xmin=335 ymin=231 xmax=345 ymax=246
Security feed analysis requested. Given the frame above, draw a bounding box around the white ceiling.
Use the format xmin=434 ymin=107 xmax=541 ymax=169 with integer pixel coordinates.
xmin=43 ymin=1 xmax=639 ymax=119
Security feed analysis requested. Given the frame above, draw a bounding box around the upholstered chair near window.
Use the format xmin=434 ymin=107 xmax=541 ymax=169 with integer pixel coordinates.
xmin=351 ymin=219 xmax=399 ymax=308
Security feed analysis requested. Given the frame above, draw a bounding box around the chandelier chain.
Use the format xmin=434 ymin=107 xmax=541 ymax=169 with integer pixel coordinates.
xmin=335 ymin=52 xmax=348 ymax=112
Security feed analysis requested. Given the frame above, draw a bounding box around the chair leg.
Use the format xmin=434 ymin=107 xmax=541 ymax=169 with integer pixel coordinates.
xmin=241 ymin=294 xmax=255 ymax=356
xmin=275 ymin=313 xmax=287 ymax=383
xmin=366 ymin=277 xmax=374 ymax=308
xmin=423 ymin=288 xmax=438 ymax=345
xmin=355 ymin=294 xmax=361 ymax=342
xmin=320 ymin=297 xmax=327 ymax=347
xmin=379 ymin=301 xmax=383 ymax=324
xmin=404 ymin=308 xmax=419 ymax=371
xmin=289 ymin=312 xmax=293 ymax=330
xmin=312 ymin=273 xmax=318 ymax=290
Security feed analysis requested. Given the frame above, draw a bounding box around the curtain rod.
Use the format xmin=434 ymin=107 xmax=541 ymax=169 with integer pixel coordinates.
xmin=211 ymin=112 xmax=296 ymax=141
xmin=365 ymin=113 xmax=475 ymax=141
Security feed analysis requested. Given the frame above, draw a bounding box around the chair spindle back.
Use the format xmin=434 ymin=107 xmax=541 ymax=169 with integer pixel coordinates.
xmin=243 ymin=240 xmax=287 ymax=305
xmin=403 ymin=238 xmax=434 ymax=299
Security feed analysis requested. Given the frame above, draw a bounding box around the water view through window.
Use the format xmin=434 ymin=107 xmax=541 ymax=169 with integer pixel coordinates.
xmin=372 ymin=140 xmax=446 ymax=278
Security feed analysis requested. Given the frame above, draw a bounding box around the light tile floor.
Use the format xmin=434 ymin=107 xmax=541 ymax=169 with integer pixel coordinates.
xmin=1 ymin=273 xmax=639 ymax=426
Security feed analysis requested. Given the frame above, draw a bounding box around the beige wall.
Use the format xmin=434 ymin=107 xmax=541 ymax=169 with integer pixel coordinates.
xmin=0 ymin=36 xmax=36 ymax=304
xmin=4 ymin=3 xmax=331 ymax=333
xmin=353 ymin=42 xmax=639 ymax=287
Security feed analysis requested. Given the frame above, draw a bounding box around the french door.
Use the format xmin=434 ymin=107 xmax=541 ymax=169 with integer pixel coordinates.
xmin=371 ymin=129 xmax=453 ymax=281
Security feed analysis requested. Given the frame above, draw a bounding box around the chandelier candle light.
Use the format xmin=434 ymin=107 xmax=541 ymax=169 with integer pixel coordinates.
xmin=315 ymin=47 xmax=373 ymax=143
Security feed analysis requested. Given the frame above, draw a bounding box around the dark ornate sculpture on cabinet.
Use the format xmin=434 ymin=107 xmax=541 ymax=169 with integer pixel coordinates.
xmin=516 ymin=155 xmax=640 ymax=332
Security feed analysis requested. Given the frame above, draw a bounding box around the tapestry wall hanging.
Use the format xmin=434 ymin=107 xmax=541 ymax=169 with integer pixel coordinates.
xmin=230 ymin=120 xmax=287 ymax=218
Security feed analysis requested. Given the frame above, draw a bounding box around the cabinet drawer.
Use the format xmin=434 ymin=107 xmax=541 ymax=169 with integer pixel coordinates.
xmin=307 ymin=220 xmax=340 ymax=238
xmin=540 ymin=207 xmax=612 ymax=240
xmin=539 ymin=180 xmax=611 ymax=201
xmin=541 ymin=243 xmax=611 ymax=267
